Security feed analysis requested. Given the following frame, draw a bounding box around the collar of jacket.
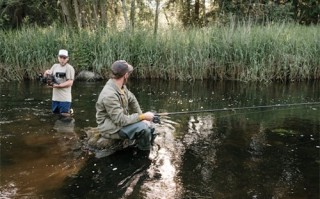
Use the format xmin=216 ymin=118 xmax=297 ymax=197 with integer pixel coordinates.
xmin=108 ymin=78 xmax=128 ymax=95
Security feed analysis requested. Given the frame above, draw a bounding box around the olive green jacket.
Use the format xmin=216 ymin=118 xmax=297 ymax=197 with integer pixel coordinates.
xmin=95 ymin=79 xmax=142 ymax=136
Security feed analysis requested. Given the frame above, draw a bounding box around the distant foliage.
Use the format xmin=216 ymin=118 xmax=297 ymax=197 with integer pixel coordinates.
xmin=218 ymin=0 xmax=319 ymax=25
xmin=0 ymin=0 xmax=319 ymax=29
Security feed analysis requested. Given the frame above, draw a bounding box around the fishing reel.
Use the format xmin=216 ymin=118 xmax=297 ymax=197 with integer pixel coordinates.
xmin=152 ymin=115 xmax=161 ymax=124
xmin=38 ymin=73 xmax=57 ymax=86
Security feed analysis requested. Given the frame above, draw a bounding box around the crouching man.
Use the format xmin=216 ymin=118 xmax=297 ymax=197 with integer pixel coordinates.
xmin=89 ymin=60 xmax=155 ymax=157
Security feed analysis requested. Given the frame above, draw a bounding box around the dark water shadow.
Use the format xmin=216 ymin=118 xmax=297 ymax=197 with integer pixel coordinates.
xmin=177 ymin=113 xmax=320 ymax=199
xmin=42 ymin=148 xmax=152 ymax=199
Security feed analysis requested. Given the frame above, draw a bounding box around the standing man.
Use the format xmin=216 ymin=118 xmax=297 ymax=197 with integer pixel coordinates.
xmin=44 ymin=49 xmax=75 ymax=117
xmin=95 ymin=60 xmax=156 ymax=152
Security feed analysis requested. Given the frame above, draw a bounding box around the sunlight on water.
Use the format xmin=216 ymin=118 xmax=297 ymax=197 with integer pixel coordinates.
xmin=0 ymin=182 xmax=18 ymax=199
xmin=139 ymin=120 xmax=183 ymax=199
xmin=0 ymin=80 xmax=319 ymax=198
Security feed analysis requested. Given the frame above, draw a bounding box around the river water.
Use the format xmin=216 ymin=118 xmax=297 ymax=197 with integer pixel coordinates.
xmin=0 ymin=80 xmax=319 ymax=199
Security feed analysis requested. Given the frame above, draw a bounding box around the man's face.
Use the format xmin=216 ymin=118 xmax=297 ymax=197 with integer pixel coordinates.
xmin=58 ymin=56 xmax=69 ymax=66
xmin=123 ymin=72 xmax=130 ymax=85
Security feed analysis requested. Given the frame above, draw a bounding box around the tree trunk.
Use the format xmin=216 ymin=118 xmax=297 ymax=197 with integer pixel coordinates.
xmin=202 ymin=0 xmax=206 ymax=26
xmin=183 ymin=0 xmax=191 ymax=26
xmin=154 ymin=0 xmax=160 ymax=35
xmin=60 ymin=0 xmax=72 ymax=26
xmin=73 ymin=0 xmax=82 ymax=28
xmin=292 ymin=0 xmax=298 ymax=22
xmin=163 ymin=9 xmax=171 ymax=26
xmin=100 ymin=0 xmax=108 ymax=27
xmin=121 ymin=0 xmax=130 ymax=29
xmin=194 ymin=0 xmax=200 ymax=25
xmin=111 ymin=0 xmax=117 ymax=29
xmin=130 ymin=0 xmax=136 ymax=31
xmin=93 ymin=0 xmax=99 ymax=27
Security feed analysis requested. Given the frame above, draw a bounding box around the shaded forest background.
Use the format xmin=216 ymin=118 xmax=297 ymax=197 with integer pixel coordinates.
xmin=1 ymin=0 xmax=319 ymax=30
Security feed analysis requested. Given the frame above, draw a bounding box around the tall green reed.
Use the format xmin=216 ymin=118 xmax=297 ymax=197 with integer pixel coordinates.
xmin=0 ymin=22 xmax=319 ymax=82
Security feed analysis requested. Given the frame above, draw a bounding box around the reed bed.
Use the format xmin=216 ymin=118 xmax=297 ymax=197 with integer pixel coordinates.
xmin=0 ymin=22 xmax=319 ymax=82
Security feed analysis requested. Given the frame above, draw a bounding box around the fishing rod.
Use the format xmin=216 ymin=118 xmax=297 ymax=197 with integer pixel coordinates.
xmin=155 ymin=102 xmax=320 ymax=116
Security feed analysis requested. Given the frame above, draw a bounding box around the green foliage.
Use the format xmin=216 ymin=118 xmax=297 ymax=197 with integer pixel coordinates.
xmin=215 ymin=0 xmax=319 ymax=25
xmin=0 ymin=22 xmax=319 ymax=82
xmin=270 ymin=128 xmax=297 ymax=136
xmin=1 ymin=0 xmax=318 ymax=30
xmin=216 ymin=1 xmax=294 ymax=24
xmin=0 ymin=0 xmax=60 ymax=29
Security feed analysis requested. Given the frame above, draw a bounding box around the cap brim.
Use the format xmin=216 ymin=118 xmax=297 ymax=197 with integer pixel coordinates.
xmin=128 ymin=64 xmax=133 ymax=72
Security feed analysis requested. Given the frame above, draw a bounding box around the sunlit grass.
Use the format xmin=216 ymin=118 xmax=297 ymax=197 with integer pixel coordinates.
xmin=0 ymin=22 xmax=319 ymax=82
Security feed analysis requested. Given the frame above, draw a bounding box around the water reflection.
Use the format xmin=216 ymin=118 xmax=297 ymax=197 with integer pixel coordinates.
xmin=56 ymin=148 xmax=152 ymax=198
xmin=58 ymin=119 xmax=183 ymax=199
xmin=0 ymin=80 xmax=319 ymax=199
xmin=53 ymin=117 xmax=75 ymax=133
xmin=140 ymin=120 xmax=183 ymax=199
xmin=178 ymin=112 xmax=319 ymax=199
xmin=0 ymin=109 xmax=86 ymax=198
xmin=249 ymin=122 xmax=267 ymax=160
xmin=179 ymin=115 xmax=223 ymax=198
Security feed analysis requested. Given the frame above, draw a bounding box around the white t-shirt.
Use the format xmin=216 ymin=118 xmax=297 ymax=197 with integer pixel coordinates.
xmin=50 ymin=63 xmax=75 ymax=102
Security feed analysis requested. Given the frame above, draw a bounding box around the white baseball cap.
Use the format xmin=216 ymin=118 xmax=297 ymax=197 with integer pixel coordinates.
xmin=58 ymin=49 xmax=68 ymax=57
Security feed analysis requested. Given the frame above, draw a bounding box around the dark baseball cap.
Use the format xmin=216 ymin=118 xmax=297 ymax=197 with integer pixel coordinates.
xmin=111 ymin=60 xmax=133 ymax=78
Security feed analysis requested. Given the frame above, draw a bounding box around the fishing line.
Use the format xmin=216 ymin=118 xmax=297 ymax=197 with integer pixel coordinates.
xmin=214 ymin=105 xmax=315 ymax=119
xmin=155 ymin=102 xmax=320 ymax=116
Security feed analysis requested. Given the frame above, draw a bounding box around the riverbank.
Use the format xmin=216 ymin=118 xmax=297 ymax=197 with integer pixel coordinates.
xmin=1 ymin=22 xmax=319 ymax=82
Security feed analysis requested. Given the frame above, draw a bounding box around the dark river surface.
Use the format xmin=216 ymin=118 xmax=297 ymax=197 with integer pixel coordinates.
xmin=0 ymin=79 xmax=319 ymax=199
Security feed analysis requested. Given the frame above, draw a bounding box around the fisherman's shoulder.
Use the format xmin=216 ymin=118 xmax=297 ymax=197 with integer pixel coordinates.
xmin=98 ymin=82 xmax=116 ymax=98
xmin=65 ymin=63 xmax=75 ymax=71
xmin=51 ymin=63 xmax=60 ymax=69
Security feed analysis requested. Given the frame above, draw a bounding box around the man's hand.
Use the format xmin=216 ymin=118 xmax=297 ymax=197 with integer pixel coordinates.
xmin=44 ymin=70 xmax=52 ymax=76
xmin=143 ymin=111 xmax=154 ymax=121
xmin=52 ymin=84 xmax=60 ymax=88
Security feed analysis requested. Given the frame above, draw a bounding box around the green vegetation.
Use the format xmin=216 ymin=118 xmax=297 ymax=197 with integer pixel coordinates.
xmin=0 ymin=21 xmax=319 ymax=82
xmin=270 ymin=128 xmax=297 ymax=136
xmin=1 ymin=1 xmax=319 ymax=82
